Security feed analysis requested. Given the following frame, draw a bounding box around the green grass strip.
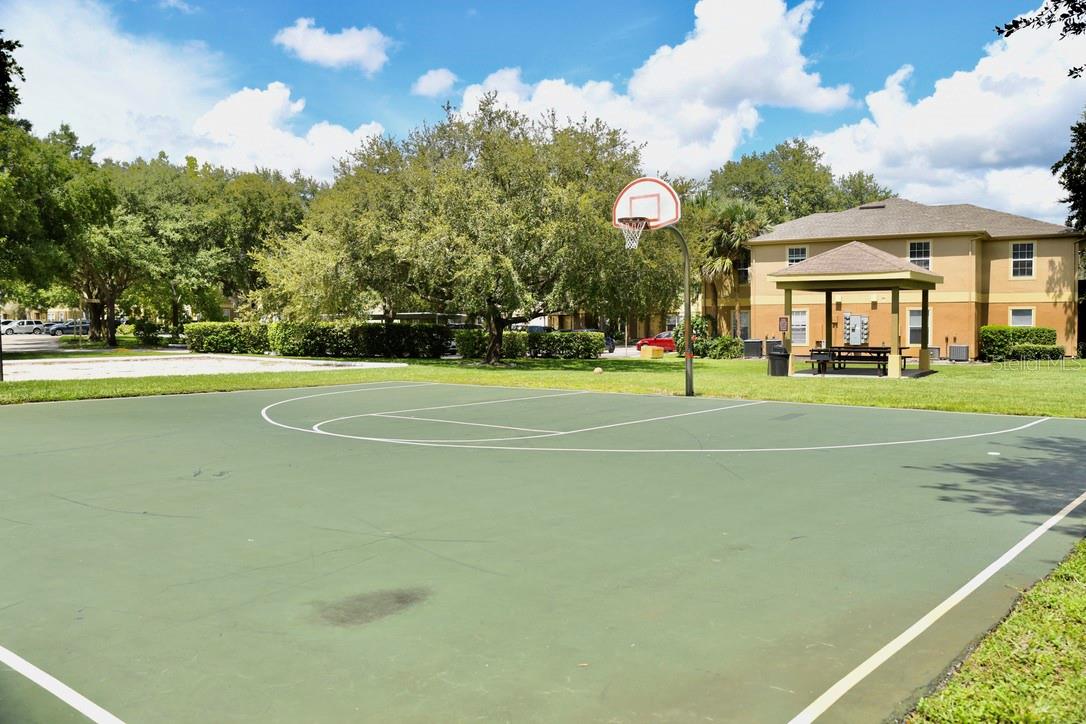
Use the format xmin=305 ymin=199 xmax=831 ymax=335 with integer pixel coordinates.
xmin=1 ymin=356 xmax=1084 ymax=417
xmin=910 ymin=539 xmax=1086 ymax=723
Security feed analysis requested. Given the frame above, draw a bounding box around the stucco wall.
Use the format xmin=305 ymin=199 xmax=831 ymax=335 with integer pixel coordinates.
xmin=748 ymin=234 xmax=1079 ymax=356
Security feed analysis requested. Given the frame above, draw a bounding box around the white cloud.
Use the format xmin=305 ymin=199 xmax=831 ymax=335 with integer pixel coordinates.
xmin=158 ymin=0 xmax=197 ymax=14
xmin=190 ymin=82 xmax=383 ymax=179
xmin=461 ymin=0 xmax=850 ymax=177
xmin=412 ymin=68 xmax=458 ymax=98
xmin=810 ymin=17 xmax=1086 ymax=223
xmin=273 ymin=17 xmax=392 ymax=76
xmin=1 ymin=0 xmax=383 ymax=180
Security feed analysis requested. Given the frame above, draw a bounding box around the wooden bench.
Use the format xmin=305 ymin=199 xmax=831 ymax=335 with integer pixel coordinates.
xmin=807 ymin=347 xmax=912 ymax=376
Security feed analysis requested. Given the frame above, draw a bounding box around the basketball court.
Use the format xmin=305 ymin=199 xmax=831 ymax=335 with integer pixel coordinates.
xmin=2 ymin=380 xmax=1085 ymax=722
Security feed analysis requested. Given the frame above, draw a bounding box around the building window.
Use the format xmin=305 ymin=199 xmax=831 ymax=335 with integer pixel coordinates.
xmin=909 ymin=241 xmax=931 ymax=270
xmin=1009 ymin=308 xmax=1034 ymax=327
xmin=787 ymin=247 xmax=807 ymax=265
xmin=732 ymin=310 xmax=750 ymax=339
xmin=738 ymin=267 xmax=750 ymax=284
xmin=1011 ymin=242 xmax=1034 ymax=278
xmin=791 ymin=310 xmax=808 ymax=345
xmin=908 ymin=309 xmax=932 ymax=345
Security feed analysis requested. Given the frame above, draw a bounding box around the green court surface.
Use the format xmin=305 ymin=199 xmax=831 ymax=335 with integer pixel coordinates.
xmin=2 ymin=381 xmax=1085 ymax=723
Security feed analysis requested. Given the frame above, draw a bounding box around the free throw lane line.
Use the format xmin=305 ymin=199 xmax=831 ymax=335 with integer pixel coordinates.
xmin=0 ymin=644 xmax=124 ymax=723
xmin=788 ymin=487 xmax=1086 ymax=724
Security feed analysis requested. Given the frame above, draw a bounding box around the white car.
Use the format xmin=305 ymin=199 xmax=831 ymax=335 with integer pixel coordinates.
xmin=2 ymin=319 xmax=46 ymax=335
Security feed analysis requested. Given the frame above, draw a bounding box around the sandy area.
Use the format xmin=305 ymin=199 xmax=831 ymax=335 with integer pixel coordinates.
xmin=0 ymin=353 xmax=405 ymax=381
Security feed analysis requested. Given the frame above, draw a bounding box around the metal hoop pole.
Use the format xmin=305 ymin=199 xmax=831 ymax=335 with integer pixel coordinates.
xmin=664 ymin=225 xmax=694 ymax=396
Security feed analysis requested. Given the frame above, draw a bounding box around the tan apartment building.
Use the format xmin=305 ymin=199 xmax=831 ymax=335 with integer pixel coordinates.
xmin=702 ymin=198 xmax=1082 ymax=359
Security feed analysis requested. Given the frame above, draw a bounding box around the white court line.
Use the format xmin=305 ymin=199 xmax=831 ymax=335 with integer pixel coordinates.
xmin=316 ymin=389 xmax=590 ymax=427
xmin=313 ymin=400 xmax=768 ymax=444
xmin=0 ymin=644 xmax=125 ymax=723
xmin=372 ymin=413 xmax=559 ymax=434
xmin=788 ymin=487 xmax=1086 ymax=724
xmin=297 ymin=413 xmax=1049 ymax=452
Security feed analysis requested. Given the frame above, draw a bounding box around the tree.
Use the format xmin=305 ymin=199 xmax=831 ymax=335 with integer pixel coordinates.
xmin=69 ymin=212 xmax=165 ymax=345
xmin=696 ymin=198 xmax=771 ymax=336
xmin=997 ymin=1 xmax=1086 ymax=78
xmin=836 ymin=171 xmax=895 ymax=209
xmin=0 ymin=30 xmax=25 ymax=120
xmin=1052 ymin=109 xmax=1086 ymax=230
xmin=399 ymin=100 xmax=644 ymax=362
xmin=104 ymin=154 xmax=229 ymax=334
xmin=707 ymin=139 xmax=894 ymax=223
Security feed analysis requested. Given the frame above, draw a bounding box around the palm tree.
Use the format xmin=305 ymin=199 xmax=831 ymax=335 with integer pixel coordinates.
xmin=698 ymin=198 xmax=771 ymax=337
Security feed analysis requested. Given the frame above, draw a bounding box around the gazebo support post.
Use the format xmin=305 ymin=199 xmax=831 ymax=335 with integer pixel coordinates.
xmin=888 ymin=288 xmax=901 ymax=378
xmin=783 ymin=288 xmax=794 ymax=377
xmin=824 ymin=290 xmax=832 ymax=348
xmin=919 ymin=288 xmax=931 ymax=371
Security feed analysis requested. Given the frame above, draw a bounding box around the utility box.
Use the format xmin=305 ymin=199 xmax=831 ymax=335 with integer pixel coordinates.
xmin=743 ymin=339 xmax=763 ymax=358
xmin=640 ymin=345 xmax=664 ymax=359
xmin=948 ymin=344 xmax=969 ymax=362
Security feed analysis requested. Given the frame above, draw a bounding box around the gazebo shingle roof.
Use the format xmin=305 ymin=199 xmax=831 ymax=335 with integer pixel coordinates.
xmin=750 ymin=197 xmax=1076 ymax=243
xmin=770 ymin=241 xmax=938 ymax=278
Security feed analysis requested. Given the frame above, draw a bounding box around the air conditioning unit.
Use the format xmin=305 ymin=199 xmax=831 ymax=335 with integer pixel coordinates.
xmin=948 ymin=344 xmax=969 ymax=362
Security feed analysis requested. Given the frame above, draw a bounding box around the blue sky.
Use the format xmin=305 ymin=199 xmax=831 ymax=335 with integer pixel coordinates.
xmin=3 ymin=0 xmax=1082 ymax=221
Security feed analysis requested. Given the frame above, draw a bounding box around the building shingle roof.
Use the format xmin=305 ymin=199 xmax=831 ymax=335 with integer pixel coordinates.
xmin=770 ymin=241 xmax=940 ymax=278
xmin=750 ymin=198 xmax=1077 ymax=243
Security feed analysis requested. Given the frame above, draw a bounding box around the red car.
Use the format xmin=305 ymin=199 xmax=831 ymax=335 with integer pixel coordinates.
xmin=635 ymin=331 xmax=675 ymax=353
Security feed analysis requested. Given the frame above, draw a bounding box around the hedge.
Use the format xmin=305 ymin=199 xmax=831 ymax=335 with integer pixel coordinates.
xmin=705 ymin=335 xmax=744 ymax=359
xmin=452 ymin=330 xmax=532 ymax=359
xmin=979 ymin=325 xmax=1058 ymax=361
xmin=185 ymin=322 xmax=270 ymax=354
xmin=528 ymin=331 xmax=605 ymax=359
xmin=1006 ymin=343 xmax=1065 ymax=360
xmin=184 ymin=321 xmax=450 ymax=358
xmin=133 ymin=319 xmax=163 ymax=347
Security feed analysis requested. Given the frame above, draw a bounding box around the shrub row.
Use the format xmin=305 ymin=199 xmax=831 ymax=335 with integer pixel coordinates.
xmin=531 ymin=332 xmax=605 ymax=359
xmin=979 ymin=325 xmax=1057 ymax=361
xmin=184 ymin=321 xmax=451 ymax=358
xmin=454 ymin=329 xmax=604 ymax=359
xmin=185 ymin=322 xmax=270 ymax=354
xmin=705 ymin=335 xmax=744 ymax=359
xmin=1006 ymin=343 xmax=1065 ymax=360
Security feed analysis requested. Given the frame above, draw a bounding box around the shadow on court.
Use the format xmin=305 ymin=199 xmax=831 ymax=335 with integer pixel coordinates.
xmin=917 ymin=435 xmax=1086 ymax=524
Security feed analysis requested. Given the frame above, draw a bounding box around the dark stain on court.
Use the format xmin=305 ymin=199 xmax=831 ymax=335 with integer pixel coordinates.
xmin=316 ymin=587 xmax=430 ymax=627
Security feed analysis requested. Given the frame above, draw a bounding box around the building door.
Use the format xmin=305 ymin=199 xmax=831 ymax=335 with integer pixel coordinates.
xmin=731 ymin=310 xmax=750 ymax=339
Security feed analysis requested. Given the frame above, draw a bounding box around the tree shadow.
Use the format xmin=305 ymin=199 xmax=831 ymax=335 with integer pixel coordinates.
xmin=913 ymin=435 xmax=1086 ymax=533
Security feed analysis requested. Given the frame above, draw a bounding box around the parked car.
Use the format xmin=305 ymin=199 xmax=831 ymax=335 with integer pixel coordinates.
xmin=47 ymin=320 xmax=90 ymax=336
xmin=635 ymin=330 xmax=675 ymax=353
xmin=2 ymin=319 xmax=45 ymax=335
xmin=560 ymin=327 xmax=616 ymax=353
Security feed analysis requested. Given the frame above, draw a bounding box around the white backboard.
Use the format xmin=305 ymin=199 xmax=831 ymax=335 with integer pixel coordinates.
xmin=612 ymin=177 xmax=681 ymax=229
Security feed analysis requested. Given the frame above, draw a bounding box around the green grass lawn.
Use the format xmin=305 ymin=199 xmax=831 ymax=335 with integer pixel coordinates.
xmin=909 ymin=540 xmax=1086 ymax=723
xmin=0 ymin=354 xmax=1083 ymax=417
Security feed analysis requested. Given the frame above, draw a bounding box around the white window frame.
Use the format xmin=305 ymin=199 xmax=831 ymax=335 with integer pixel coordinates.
xmin=1010 ymin=241 xmax=1035 ymax=279
xmin=908 ymin=240 xmax=931 ymax=270
xmin=1008 ymin=307 xmax=1035 ymax=327
xmin=791 ymin=309 xmax=808 ymax=346
xmin=906 ymin=307 xmax=933 ymax=346
xmin=787 ymin=246 xmax=808 ymax=266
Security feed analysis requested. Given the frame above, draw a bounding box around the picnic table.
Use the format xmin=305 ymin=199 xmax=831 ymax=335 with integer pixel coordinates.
xmin=807 ymin=346 xmax=911 ymax=376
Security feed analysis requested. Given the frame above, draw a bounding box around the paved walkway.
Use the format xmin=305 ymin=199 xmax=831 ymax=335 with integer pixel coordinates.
xmin=0 ymin=353 xmax=405 ymax=381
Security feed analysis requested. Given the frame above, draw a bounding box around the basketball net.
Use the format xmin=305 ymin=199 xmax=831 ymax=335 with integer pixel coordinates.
xmin=617 ymin=217 xmax=648 ymax=250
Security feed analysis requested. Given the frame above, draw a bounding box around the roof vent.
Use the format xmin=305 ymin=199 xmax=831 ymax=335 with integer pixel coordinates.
xmin=858 ymin=203 xmax=886 ymax=210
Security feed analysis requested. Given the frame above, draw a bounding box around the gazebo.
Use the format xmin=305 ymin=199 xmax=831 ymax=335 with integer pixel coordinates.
xmin=768 ymin=241 xmax=944 ymax=378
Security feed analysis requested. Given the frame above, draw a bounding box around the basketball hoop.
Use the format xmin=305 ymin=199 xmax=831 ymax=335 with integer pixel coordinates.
xmin=617 ymin=217 xmax=648 ymax=250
